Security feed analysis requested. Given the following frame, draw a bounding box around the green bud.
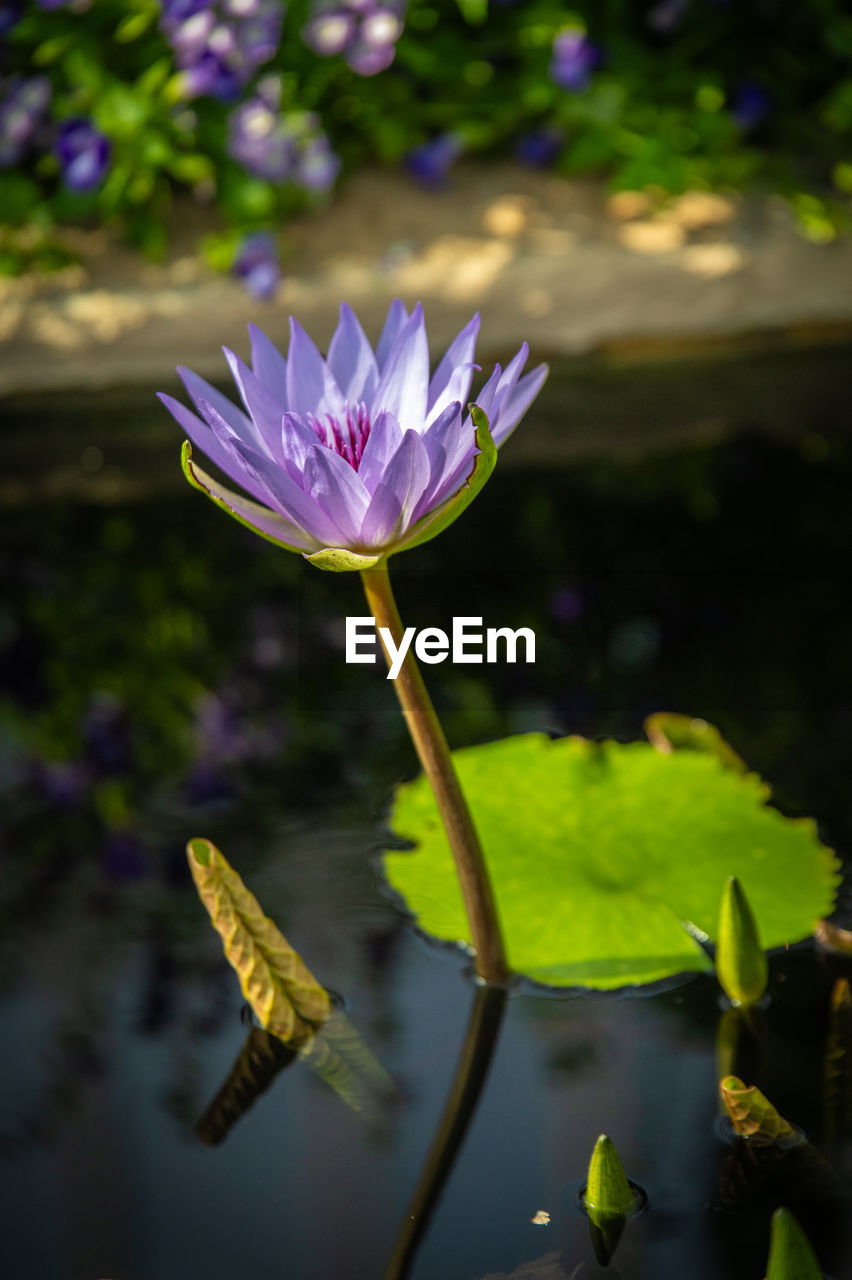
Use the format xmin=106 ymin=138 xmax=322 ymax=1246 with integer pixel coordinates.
xmin=765 ymin=1208 xmax=823 ymax=1280
xmin=583 ymin=1135 xmax=636 ymax=1266
xmin=585 ymin=1134 xmax=635 ymax=1217
xmin=716 ymin=875 xmax=768 ymax=1006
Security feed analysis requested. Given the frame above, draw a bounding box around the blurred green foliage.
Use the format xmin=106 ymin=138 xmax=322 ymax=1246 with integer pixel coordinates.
xmin=1 ymin=0 xmax=851 ymax=274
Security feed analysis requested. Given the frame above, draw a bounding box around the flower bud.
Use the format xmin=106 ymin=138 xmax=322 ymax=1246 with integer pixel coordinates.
xmin=716 ymin=875 xmax=768 ymax=1006
xmin=765 ymin=1207 xmax=823 ymax=1279
xmin=584 ymin=1134 xmax=635 ymax=1216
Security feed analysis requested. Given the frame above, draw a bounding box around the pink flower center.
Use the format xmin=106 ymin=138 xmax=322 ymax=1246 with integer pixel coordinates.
xmin=307 ymin=403 xmax=371 ymax=470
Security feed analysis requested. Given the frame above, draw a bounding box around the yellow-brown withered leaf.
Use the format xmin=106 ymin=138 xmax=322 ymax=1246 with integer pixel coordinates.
xmin=720 ymin=1075 xmax=797 ymax=1145
xmin=187 ymin=837 xmax=332 ymax=1041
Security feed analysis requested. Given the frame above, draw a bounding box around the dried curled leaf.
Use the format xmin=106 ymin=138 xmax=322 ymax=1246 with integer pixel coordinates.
xmin=814 ymin=918 xmax=852 ymax=954
xmin=187 ymin=837 xmax=331 ymax=1042
xmin=720 ymin=1075 xmax=797 ymax=1145
xmin=644 ymin=712 xmax=747 ymax=772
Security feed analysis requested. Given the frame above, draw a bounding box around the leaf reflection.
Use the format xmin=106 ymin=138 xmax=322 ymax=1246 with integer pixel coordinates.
xmin=197 ymin=1013 xmax=396 ymax=1146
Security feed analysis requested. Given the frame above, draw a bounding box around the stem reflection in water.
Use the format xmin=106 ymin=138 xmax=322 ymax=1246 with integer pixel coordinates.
xmin=383 ymin=982 xmax=508 ymax=1280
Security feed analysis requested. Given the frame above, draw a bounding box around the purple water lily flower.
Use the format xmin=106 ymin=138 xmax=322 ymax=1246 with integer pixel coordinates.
xmin=55 ymin=117 xmax=111 ymax=192
xmin=158 ymin=301 xmax=548 ymax=566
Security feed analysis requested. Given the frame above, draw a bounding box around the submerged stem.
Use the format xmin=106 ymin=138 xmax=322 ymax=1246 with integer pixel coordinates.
xmin=360 ymin=563 xmax=508 ymax=985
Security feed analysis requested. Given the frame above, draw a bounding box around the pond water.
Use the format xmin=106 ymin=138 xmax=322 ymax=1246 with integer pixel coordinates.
xmin=1 ymin=343 xmax=852 ymax=1280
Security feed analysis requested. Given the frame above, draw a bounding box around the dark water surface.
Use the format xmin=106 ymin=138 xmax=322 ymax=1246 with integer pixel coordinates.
xmin=2 ymin=344 xmax=852 ymax=1280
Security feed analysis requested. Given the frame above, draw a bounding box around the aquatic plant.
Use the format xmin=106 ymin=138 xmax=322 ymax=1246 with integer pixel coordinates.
xmin=384 ymin=722 xmax=838 ymax=989
xmin=715 ymin=875 xmax=768 ymax=1006
xmin=765 ymin=1207 xmax=823 ymax=1279
xmin=186 ymin=835 xmax=331 ymax=1043
xmin=160 ymin=300 xmax=547 ymax=983
xmin=582 ymin=1134 xmax=638 ymax=1265
xmin=159 ymin=300 xmax=546 ymax=565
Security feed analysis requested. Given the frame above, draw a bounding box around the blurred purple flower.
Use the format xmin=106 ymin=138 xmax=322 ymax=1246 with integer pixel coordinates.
xmin=162 ymin=0 xmax=283 ymax=101
xmin=32 ymin=758 xmax=88 ymax=808
xmin=102 ymin=829 xmax=148 ymax=882
xmin=83 ymin=695 xmax=132 ymax=775
xmin=515 ymin=126 xmax=562 ymax=168
xmin=303 ymin=0 xmax=404 ymax=76
xmin=233 ymin=231 xmax=280 ymax=300
xmin=303 ymin=9 xmax=355 ymax=54
xmin=405 ymin=133 xmax=463 ymax=187
xmin=0 ymin=3 xmax=23 ymax=36
xmin=55 ymin=118 xmax=111 ymax=192
xmin=294 ymin=131 xmax=342 ymax=191
xmin=730 ymin=81 xmax=770 ymax=131
xmin=0 ymin=76 xmax=50 ymax=167
xmin=550 ymin=29 xmax=598 ymax=93
xmin=549 ymin=586 xmax=585 ymax=624
xmin=158 ymin=300 xmax=548 ymax=559
xmin=646 ymin=0 xmax=688 ymax=34
xmin=228 ymin=98 xmax=340 ymax=191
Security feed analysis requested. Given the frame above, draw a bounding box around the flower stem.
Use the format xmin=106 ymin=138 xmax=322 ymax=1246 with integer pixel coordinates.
xmin=360 ymin=563 xmax=508 ymax=985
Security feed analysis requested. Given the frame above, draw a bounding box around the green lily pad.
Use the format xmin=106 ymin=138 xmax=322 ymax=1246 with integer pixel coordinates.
xmin=382 ymin=731 xmax=840 ymax=990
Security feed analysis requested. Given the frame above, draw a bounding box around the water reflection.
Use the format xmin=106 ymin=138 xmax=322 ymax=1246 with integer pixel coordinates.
xmin=384 ymin=983 xmax=507 ymax=1280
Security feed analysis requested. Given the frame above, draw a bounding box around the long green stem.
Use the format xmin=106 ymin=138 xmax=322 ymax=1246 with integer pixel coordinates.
xmin=361 ymin=563 xmax=508 ymax=985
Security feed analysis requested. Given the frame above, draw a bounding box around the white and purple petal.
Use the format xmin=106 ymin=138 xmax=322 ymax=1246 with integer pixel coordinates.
xmin=374 ymin=303 xmax=429 ymax=431
xmin=177 ymin=366 xmax=254 ymax=441
xmin=230 ymin=438 xmax=351 ymax=548
xmin=158 ymin=392 xmax=270 ymax=506
xmin=327 ymin=302 xmax=380 ymax=406
xmin=223 ymin=347 xmax=286 ymax=463
xmin=357 ymin=409 xmax=404 ymax=494
xmin=375 ymin=298 xmax=409 ymax=370
xmin=286 ymin=318 xmax=347 ymax=421
xmin=303 ymin=443 xmax=371 ymax=543
xmin=426 ymin=312 xmax=480 ymax=423
xmin=248 ymin=323 xmax=288 ymax=400
xmin=491 ymin=363 xmax=549 ymax=447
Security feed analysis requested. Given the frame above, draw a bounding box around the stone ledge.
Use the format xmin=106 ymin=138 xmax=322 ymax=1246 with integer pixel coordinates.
xmin=2 ymin=164 xmax=852 ymax=397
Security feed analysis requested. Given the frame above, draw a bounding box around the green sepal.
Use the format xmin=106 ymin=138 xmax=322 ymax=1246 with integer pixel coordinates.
xmin=303 ymin=547 xmax=386 ymax=572
xmin=180 ymin=441 xmax=306 ymax=556
xmin=387 ymin=403 xmax=497 ymax=557
xmin=766 ymin=1208 xmax=823 ymax=1280
xmin=716 ymin=875 xmax=768 ymax=1006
